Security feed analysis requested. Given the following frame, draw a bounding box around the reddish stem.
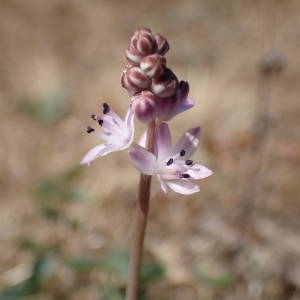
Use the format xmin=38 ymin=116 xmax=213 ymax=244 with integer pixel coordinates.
xmin=125 ymin=120 xmax=156 ymax=300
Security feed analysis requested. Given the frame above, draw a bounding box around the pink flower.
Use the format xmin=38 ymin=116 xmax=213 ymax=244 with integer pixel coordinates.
xmin=129 ymin=123 xmax=212 ymax=194
xmin=81 ymin=103 xmax=134 ymax=165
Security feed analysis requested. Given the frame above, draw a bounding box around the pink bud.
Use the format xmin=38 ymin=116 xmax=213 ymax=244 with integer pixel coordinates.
xmin=151 ymin=68 xmax=179 ymax=98
xmin=154 ymin=33 xmax=169 ymax=56
xmin=130 ymin=28 xmax=157 ymax=56
xmin=121 ymin=66 xmax=150 ymax=95
xmin=140 ymin=54 xmax=166 ymax=78
xmin=132 ymin=91 xmax=157 ymax=123
xmin=125 ymin=44 xmax=143 ymax=64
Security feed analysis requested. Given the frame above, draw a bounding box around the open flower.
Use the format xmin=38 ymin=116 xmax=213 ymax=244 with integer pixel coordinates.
xmin=129 ymin=123 xmax=212 ymax=194
xmin=81 ymin=103 xmax=134 ymax=165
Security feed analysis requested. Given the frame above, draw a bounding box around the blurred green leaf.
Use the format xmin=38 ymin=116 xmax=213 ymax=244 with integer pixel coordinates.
xmin=99 ymin=250 xmax=129 ymax=280
xmin=35 ymin=180 xmax=62 ymax=202
xmin=0 ymin=280 xmax=35 ymax=300
xmin=38 ymin=204 xmax=60 ymax=221
xmin=68 ymin=250 xmax=164 ymax=282
xmin=0 ymin=251 xmax=59 ymax=299
xmin=195 ymin=264 xmax=234 ymax=289
xmin=102 ymin=285 xmax=123 ymax=300
xmin=18 ymin=238 xmax=59 ymax=256
xmin=18 ymin=238 xmax=44 ymax=253
xmin=34 ymin=166 xmax=86 ymax=228
xmin=68 ymin=250 xmax=129 ymax=279
xmin=67 ymin=256 xmax=103 ymax=272
xmin=35 ymin=179 xmax=87 ymax=203
xmin=140 ymin=262 xmax=164 ymax=286
xmin=30 ymin=253 xmax=58 ymax=286
xmin=16 ymin=87 xmax=68 ymax=126
xmin=61 ymin=165 xmax=85 ymax=183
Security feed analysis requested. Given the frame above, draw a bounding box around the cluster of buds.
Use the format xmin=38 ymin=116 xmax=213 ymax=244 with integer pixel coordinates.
xmin=121 ymin=28 xmax=192 ymax=123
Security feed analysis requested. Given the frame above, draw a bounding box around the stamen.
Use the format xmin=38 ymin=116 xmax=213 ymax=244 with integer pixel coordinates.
xmin=98 ymin=119 xmax=104 ymax=126
xmin=91 ymin=114 xmax=96 ymax=120
xmin=180 ymin=149 xmax=186 ymax=156
xmin=86 ymin=126 xmax=95 ymax=133
xmin=185 ymin=159 xmax=193 ymax=165
xmin=181 ymin=173 xmax=190 ymax=178
xmin=103 ymin=103 xmax=110 ymax=114
xmin=166 ymin=158 xmax=173 ymax=166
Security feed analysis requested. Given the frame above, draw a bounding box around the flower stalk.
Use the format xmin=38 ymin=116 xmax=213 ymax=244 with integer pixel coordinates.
xmin=125 ymin=120 xmax=156 ymax=300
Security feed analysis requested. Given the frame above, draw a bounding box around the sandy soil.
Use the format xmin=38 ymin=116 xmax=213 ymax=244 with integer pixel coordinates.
xmin=0 ymin=0 xmax=299 ymax=299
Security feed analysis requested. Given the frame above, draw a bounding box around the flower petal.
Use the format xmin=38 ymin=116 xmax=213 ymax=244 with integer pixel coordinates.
xmin=125 ymin=107 xmax=135 ymax=133
xmin=174 ymin=97 xmax=195 ymax=117
xmin=156 ymin=123 xmax=172 ymax=161
xmin=172 ymin=127 xmax=201 ymax=159
xmin=138 ymin=130 xmax=147 ymax=148
xmin=108 ymin=109 xmax=123 ymax=126
xmin=187 ymin=164 xmax=213 ymax=179
xmin=157 ymin=175 xmax=168 ymax=193
xmin=120 ymin=108 xmax=135 ymax=149
xmin=102 ymin=115 xmax=120 ymax=133
xmin=81 ymin=144 xmax=118 ymax=165
xmin=166 ymin=180 xmax=200 ymax=195
xmin=129 ymin=148 xmax=156 ymax=175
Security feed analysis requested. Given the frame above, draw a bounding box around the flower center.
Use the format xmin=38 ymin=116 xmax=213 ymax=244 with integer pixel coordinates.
xmin=84 ymin=103 xmax=130 ymax=146
xmin=159 ymin=149 xmax=193 ymax=180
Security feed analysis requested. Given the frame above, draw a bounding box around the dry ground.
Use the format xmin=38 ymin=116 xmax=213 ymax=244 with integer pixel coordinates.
xmin=0 ymin=0 xmax=299 ymax=299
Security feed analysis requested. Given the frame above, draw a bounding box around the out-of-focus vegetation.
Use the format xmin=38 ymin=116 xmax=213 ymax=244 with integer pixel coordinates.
xmin=16 ymin=87 xmax=68 ymax=126
xmin=0 ymin=0 xmax=299 ymax=299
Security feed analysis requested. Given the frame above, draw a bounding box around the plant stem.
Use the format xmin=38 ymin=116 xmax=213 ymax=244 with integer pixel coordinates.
xmin=125 ymin=120 xmax=156 ymax=300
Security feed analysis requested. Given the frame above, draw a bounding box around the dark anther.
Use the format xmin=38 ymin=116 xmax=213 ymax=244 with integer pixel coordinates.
xmin=103 ymin=103 xmax=110 ymax=114
xmin=167 ymin=158 xmax=173 ymax=166
xmin=98 ymin=119 xmax=104 ymax=126
xmin=180 ymin=149 xmax=186 ymax=156
xmin=181 ymin=173 xmax=190 ymax=178
xmin=185 ymin=159 xmax=193 ymax=165
xmin=91 ymin=114 xmax=96 ymax=120
xmin=86 ymin=126 xmax=95 ymax=133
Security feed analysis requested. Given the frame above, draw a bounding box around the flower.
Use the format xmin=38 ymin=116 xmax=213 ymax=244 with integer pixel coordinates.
xmin=81 ymin=103 xmax=134 ymax=165
xmin=129 ymin=123 xmax=212 ymax=194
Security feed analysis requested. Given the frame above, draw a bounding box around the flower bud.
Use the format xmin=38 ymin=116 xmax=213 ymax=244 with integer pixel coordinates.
xmin=151 ymin=68 xmax=179 ymax=98
xmin=140 ymin=54 xmax=166 ymax=78
xmin=121 ymin=66 xmax=150 ymax=95
xmin=154 ymin=33 xmax=169 ymax=56
xmin=131 ymin=28 xmax=157 ymax=56
xmin=125 ymin=44 xmax=143 ymax=64
xmin=132 ymin=91 xmax=157 ymax=123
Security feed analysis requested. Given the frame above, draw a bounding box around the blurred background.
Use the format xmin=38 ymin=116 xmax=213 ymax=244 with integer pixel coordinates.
xmin=0 ymin=0 xmax=299 ymax=299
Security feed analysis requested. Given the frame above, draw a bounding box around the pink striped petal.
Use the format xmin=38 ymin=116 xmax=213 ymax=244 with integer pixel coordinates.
xmin=125 ymin=108 xmax=135 ymax=132
xmin=157 ymin=175 xmax=168 ymax=193
xmin=156 ymin=123 xmax=172 ymax=161
xmin=166 ymin=180 xmax=200 ymax=195
xmin=172 ymin=127 xmax=200 ymax=159
xmin=138 ymin=130 xmax=147 ymax=148
xmin=128 ymin=148 xmax=156 ymax=175
xmin=81 ymin=144 xmax=117 ymax=165
xmin=174 ymin=97 xmax=195 ymax=117
xmin=187 ymin=164 xmax=213 ymax=179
